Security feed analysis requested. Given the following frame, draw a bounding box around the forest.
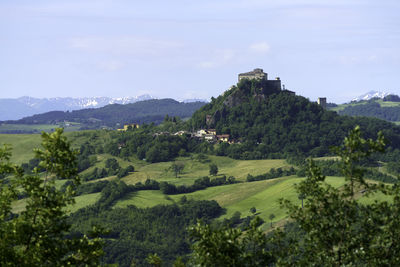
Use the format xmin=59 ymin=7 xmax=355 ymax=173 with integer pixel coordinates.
xmin=338 ymin=100 xmax=400 ymax=122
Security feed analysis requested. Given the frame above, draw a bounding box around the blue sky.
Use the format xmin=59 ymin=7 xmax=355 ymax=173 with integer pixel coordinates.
xmin=1 ymin=0 xmax=399 ymax=103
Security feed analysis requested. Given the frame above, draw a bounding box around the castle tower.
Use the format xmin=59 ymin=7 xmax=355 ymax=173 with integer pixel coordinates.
xmin=238 ymin=68 xmax=268 ymax=82
xmin=317 ymin=97 xmax=327 ymax=109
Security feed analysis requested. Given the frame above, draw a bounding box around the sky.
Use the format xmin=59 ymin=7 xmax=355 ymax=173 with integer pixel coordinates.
xmin=1 ymin=0 xmax=399 ymax=103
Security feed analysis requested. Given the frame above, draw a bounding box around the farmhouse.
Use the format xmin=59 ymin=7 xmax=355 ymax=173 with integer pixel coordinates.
xmin=117 ymin=123 xmax=140 ymax=131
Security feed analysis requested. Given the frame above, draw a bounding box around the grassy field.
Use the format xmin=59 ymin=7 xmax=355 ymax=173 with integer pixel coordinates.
xmin=0 ymin=134 xmax=42 ymax=164
xmin=4 ymin=132 xmax=396 ymax=229
xmin=376 ymin=99 xmax=400 ymax=107
xmin=329 ymin=101 xmax=369 ymax=112
xmin=329 ymin=99 xmax=400 ymax=112
xmin=0 ymin=130 xmax=112 ymax=164
xmin=115 ymin=176 xmax=347 ymax=227
xmin=120 ymin=155 xmax=290 ymax=186
xmin=114 ymin=190 xmax=175 ymax=209
xmin=0 ymin=123 xmax=81 ymax=133
xmin=69 ymin=193 xmax=101 ymax=213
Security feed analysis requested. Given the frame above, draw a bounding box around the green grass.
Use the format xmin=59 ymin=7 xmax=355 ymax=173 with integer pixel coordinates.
xmin=12 ymin=192 xmax=101 ymax=214
xmin=121 ymin=155 xmax=290 ymax=186
xmin=0 ymin=124 xmax=81 ymax=133
xmin=114 ymin=175 xmax=347 ymax=227
xmin=0 ymin=134 xmax=42 ymax=164
xmin=376 ymin=99 xmax=400 ymax=107
xmin=0 ymin=130 xmax=111 ymax=164
xmin=69 ymin=193 xmax=101 ymax=213
xmin=358 ymin=191 xmax=393 ymax=205
xmin=115 ymin=191 xmax=175 ymax=209
xmin=329 ymin=101 xmax=369 ymax=112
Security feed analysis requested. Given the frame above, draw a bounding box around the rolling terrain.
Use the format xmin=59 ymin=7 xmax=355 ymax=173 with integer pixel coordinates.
xmin=330 ymin=97 xmax=400 ymax=124
xmin=1 ymin=99 xmax=207 ymax=132
xmin=3 ymin=131 xmax=390 ymax=228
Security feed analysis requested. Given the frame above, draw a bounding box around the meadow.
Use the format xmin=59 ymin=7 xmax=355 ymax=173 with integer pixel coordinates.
xmin=3 ymin=132 xmax=394 ymax=229
xmin=0 ymin=123 xmax=81 ymax=134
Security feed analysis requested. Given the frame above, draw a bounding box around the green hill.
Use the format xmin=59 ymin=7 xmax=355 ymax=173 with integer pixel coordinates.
xmin=3 ymin=98 xmax=206 ymax=129
xmin=189 ymin=79 xmax=400 ymax=158
xmin=329 ymin=97 xmax=400 ymax=124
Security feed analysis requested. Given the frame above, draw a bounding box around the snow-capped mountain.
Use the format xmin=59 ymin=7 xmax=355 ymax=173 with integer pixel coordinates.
xmin=0 ymin=95 xmax=153 ymax=121
xmin=352 ymin=91 xmax=391 ymax=102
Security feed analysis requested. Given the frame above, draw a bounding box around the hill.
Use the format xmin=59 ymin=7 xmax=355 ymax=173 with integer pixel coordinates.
xmin=0 ymin=95 xmax=153 ymax=120
xmin=329 ymin=96 xmax=400 ymax=124
xmin=189 ymin=79 xmax=400 ymax=158
xmin=2 ymin=99 xmax=207 ymax=129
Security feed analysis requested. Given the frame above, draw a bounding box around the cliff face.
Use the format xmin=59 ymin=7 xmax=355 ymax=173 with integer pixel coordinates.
xmin=191 ymin=78 xmax=283 ymax=130
xmin=223 ymin=88 xmax=247 ymax=108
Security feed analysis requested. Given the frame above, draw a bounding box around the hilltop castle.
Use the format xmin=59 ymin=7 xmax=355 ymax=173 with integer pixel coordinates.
xmin=238 ymin=68 xmax=282 ymax=92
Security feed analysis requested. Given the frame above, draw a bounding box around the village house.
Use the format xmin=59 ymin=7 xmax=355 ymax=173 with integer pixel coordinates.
xmin=216 ymin=134 xmax=230 ymax=143
xmin=117 ymin=123 xmax=140 ymax=131
xmin=174 ymin=130 xmax=190 ymax=136
xmin=204 ymin=134 xmax=217 ymax=142
xmin=207 ymin=129 xmax=217 ymax=135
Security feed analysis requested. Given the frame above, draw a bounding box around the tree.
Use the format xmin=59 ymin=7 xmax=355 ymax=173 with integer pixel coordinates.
xmin=170 ymin=161 xmax=185 ymax=178
xmin=146 ymin=253 xmax=162 ymax=267
xmin=298 ymin=193 xmax=305 ymax=208
xmin=0 ymin=128 xmax=103 ymax=266
xmin=250 ymin=207 xmax=257 ymax=215
xmin=189 ymin=217 xmax=273 ymax=266
xmin=105 ymin=158 xmax=120 ymax=174
xmin=276 ymin=126 xmax=400 ymax=265
xmin=117 ymin=168 xmax=129 ymax=178
xmin=188 ymin=126 xmax=400 ymax=265
xmin=209 ymin=163 xmax=218 ymax=176
xmin=269 ymin=213 xmax=275 ymax=227
xmin=126 ymin=165 xmax=135 ymax=172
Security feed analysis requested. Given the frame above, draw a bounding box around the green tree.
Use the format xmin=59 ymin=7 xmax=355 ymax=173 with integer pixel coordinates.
xmin=105 ymin=158 xmax=120 ymax=174
xmin=0 ymin=128 xmax=103 ymax=266
xmin=209 ymin=163 xmax=218 ymax=176
xmin=188 ymin=126 xmax=400 ymax=266
xmin=298 ymin=193 xmax=305 ymax=208
xmin=146 ymin=253 xmax=162 ymax=267
xmin=170 ymin=161 xmax=185 ymax=178
xmin=250 ymin=207 xmax=257 ymax=215
xmin=269 ymin=213 xmax=275 ymax=227
xmin=189 ymin=217 xmax=273 ymax=266
xmin=277 ymin=126 xmax=400 ymax=265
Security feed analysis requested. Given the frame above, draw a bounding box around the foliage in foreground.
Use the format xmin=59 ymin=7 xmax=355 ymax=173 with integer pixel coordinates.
xmin=189 ymin=126 xmax=400 ymax=266
xmin=0 ymin=129 xmax=103 ymax=266
xmin=69 ymin=199 xmax=223 ymax=266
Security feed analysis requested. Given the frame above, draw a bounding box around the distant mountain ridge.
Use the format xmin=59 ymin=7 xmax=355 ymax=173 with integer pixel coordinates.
xmin=4 ymin=98 xmax=207 ymax=128
xmin=0 ymin=95 xmax=153 ymax=120
xmin=352 ymin=91 xmax=391 ymax=102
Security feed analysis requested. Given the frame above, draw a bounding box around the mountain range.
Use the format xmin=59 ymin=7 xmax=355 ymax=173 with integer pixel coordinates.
xmin=0 ymin=95 xmax=153 ymax=121
xmin=4 ymin=99 xmax=207 ymax=130
xmin=351 ymin=90 xmax=392 ymax=102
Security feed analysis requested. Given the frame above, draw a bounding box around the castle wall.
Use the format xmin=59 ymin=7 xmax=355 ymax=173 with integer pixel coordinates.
xmin=263 ymin=80 xmax=282 ymax=91
xmin=238 ymin=72 xmax=267 ymax=81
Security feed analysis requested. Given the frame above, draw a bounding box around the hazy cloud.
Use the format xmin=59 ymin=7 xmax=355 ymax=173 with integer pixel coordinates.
xmin=249 ymin=42 xmax=270 ymax=54
xmin=97 ymin=60 xmax=125 ymax=71
xmin=198 ymin=49 xmax=236 ymax=69
xmin=69 ymin=36 xmax=184 ymax=57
